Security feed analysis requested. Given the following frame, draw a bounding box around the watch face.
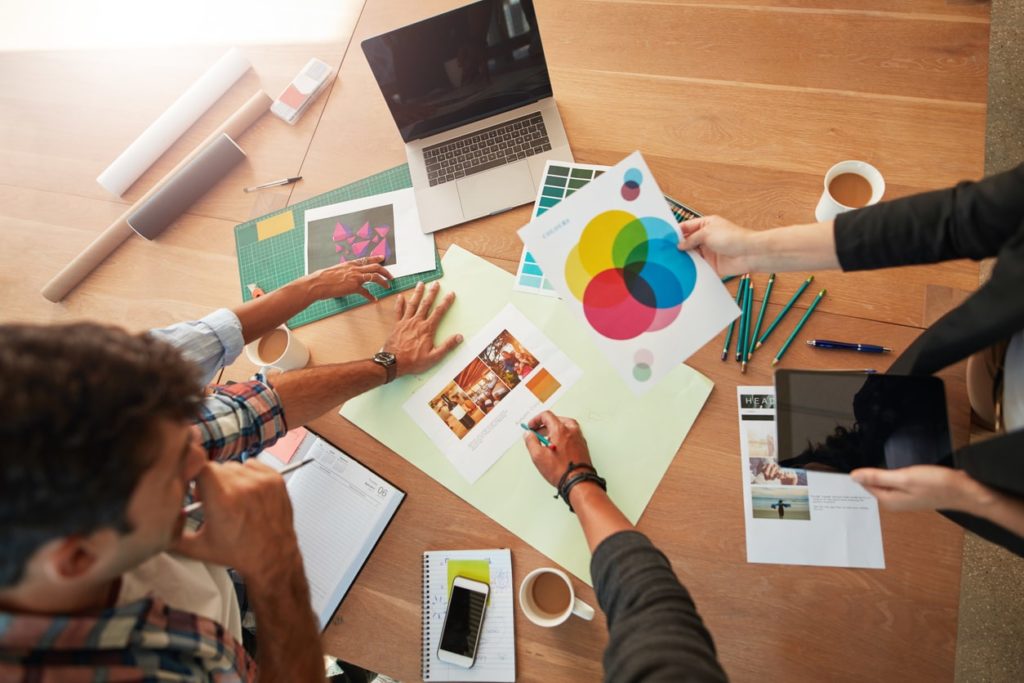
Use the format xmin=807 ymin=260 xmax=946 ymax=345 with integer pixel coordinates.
xmin=374 ymin=351 xmax=396 ymax=366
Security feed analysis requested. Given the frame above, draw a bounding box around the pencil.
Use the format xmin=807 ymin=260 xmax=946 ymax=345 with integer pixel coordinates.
xmin=721 ymin=275 xmax=746 ymax=360
xmin=772 ymin=289 xmax=827 ymax=366
xmin=520 ymin=422 xmax=553 ymax=448
xmin=755 ymin=275 xmax=814 ymax=350
xmin=182 ymin=457 xmax=315 ymax=514
xmin=721 ymin=275 xmax=737 ymax=284
xmin=736 ymin=275 xmax=750 ymax=362
xmin=749 ymin=273 xmax=775 ymax=358
xmin=741 ymin=279 xmax=754 ymax=372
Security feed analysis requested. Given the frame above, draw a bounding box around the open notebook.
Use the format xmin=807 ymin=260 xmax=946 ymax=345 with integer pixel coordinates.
xmin=258 ymin=430 xmax=405 ymax=629
xmin=422 ymin=549 xmax=515 ymax=682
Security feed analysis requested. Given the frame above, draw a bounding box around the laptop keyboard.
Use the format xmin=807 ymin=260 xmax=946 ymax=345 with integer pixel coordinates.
xmin=423 ymin=112 xmax=551 ymax=187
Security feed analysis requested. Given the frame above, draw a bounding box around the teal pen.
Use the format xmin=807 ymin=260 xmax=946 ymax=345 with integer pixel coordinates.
xmin=736 ymin=275 xmax=750 ymax=362
xmin=756 ymin=275 xmax=814 ymax=350
xmin=520 ymin=422 xmax=552 ymax=448
xmin=772 ymin=289 xmax=828 ymax=366
xmin=749 ymin=273 xmax=775 ymax=358
xmin=742 ymin=279 xmax=755 ymax=371
xmin=721 ymin=275 xmax=746 ymax=360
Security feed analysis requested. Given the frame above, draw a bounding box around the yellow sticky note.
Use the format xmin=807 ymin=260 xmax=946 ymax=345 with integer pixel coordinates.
xmin=447 ymin=559 xmax=490 ymax=598
xmin=256 ymin=211 xmax=295 ymax=241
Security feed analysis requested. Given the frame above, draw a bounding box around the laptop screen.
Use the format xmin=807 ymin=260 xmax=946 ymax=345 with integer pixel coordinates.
xmin=362 ymin=0 xmax=553 ymax=143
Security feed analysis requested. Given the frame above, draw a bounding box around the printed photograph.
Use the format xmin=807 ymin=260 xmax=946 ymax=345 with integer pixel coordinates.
xmin=454 ymin=358 xmax=512 ymax=415
xmin=743 ymin=421 xmax=777 ymax=460
xmin=427 ymin=381 xmax=486 ymax=440
xmin=306 ymin=203 xmax=398 ymax=273
xmin=749 ymin=457 xmax=808 ymax=486
xmin=751 ymin=486 xmax=811 ymax=521
xmin=478 ymin=329 xmax=540 ymax=390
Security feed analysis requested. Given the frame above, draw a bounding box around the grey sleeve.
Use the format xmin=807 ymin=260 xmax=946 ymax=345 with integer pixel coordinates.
xmin=591 ymin=531 xmax=728 ymax=683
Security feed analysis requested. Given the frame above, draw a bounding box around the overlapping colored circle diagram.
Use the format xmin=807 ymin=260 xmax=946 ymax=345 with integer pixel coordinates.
xmin=564 ymin=168 xmax=697 ymax=362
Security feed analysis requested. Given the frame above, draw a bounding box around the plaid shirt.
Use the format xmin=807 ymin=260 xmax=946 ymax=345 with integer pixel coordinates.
xmin=0 ymin=311 xmax=287 ymax=682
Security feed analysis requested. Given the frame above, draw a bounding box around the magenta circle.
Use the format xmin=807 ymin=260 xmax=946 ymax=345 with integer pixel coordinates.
xmin=582 ymin=269 xmax=655 ymax=340
xmin=621 ymin=182 xmax=641 ymax=201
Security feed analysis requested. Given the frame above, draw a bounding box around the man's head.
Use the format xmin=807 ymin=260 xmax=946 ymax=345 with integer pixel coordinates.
xmin=0 ymin=322 xmax=206 ymax=598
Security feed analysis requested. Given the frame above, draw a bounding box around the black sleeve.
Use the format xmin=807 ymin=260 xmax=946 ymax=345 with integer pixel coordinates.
xmin=591 ymin=530 xmax=728 ymax=683
xmin=833 ymin=163 xmax=1024 ymax=271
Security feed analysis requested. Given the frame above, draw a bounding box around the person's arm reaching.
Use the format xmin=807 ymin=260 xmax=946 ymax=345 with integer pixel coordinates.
xmin=270 ymin=281 xmax=462 ymax=427
xmin=233 ymin=256 xmax=394 ymax=345
xmin=524 ymin=412 xmax=728 ymax=682
xmin=852 ymin=465 xmax=1024 ymax=538
xmin=172 ymin=460 xmax=325 ymax=683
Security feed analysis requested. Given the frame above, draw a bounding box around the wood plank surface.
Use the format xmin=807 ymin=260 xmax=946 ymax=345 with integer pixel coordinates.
xmin=0 ymin=0 xmax=990 ymax=681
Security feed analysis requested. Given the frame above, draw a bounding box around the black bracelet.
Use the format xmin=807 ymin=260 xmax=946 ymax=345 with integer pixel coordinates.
xmin=559 ymin=472 xmax=607 ymax=513
xmin=554 ymin=462 xmax=596 ymax=495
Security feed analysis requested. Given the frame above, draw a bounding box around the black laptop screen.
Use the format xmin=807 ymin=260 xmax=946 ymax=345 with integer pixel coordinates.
xmin=361 ymin=0 xmax=553 ymax=143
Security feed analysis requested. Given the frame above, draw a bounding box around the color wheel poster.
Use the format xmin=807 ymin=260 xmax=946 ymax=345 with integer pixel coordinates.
xmin=518 ymin=151 xmax=739 ymax=394
xmin=304 ymin=188 xmax=435 ymax=279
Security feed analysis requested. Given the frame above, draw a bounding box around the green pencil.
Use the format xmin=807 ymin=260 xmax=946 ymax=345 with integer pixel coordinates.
xmin=721 ymin=275 xmax=737 ymax=284
xmin=741 ymin=279 xmax=755 ymax=372
xmin=748 ymin=273 xmax=775 ymax=359
xmin=772 ymin=289 xmax=827 ymax=366
xmin=721 ymin=275 xmax=746 ymax=360
xmin=736 ymin=275 xmax=750 ymax=362
xmin=755 ymin=275 xmax=814 ymax=350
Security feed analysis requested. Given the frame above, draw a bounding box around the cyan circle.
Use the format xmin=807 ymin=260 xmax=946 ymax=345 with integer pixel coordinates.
xmin=624 ymin=168 xmax=643 ymax=186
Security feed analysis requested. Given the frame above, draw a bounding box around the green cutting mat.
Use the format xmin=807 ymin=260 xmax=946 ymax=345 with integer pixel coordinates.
xmin=233 ymin=165 xmax=442 ymax=329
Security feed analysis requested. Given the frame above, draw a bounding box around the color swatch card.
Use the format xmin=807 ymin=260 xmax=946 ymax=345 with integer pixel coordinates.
xmin=518 ymin=151 xmax=739 ymax=395
xmin=514 ymin=161 xmax=607 ymax=296
xmin=404 ymin=303 xmax=582 ymax=483
xmin=304 ymin=188 xmax=435 ymax=279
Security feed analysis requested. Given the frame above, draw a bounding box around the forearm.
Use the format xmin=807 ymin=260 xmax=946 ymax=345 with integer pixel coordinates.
xmin=246 ymin=550 xmax=325 ymax=683
xmin=570 ymin=482 xmax=635 ymax=553
xmin=272 ymin=359 xmax=387 ymax=428
xmin=233 ymin=277 xmax=317 ymax=345
xmin=747 ymin=220 xmax=840 ymax=273
xmin=967 ymin=485 xmax=1024 ymax=538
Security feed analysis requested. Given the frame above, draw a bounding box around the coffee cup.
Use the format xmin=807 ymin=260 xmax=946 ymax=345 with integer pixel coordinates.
xmin=519 ymin=567 xmax=594 ymax=627
xmin=244 ymin=325 xmax=309 ymax=372
xmin=814 ymin=160 xmax=885 ymax=222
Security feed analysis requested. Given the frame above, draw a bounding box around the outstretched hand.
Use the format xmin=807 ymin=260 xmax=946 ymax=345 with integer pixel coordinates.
xmin=307 ymin=255 xmax=394 ymax=303
xmin=677 ymin=215 xmax=757 ymax=276
xmin=382 ymin=281 xmax=463 ymax=377
xmin=851 ymin=465 xmax=991 ymax=513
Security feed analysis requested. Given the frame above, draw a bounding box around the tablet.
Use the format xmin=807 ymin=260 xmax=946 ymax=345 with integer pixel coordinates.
xmin=775 ymin=370 xmax=953 ymax=473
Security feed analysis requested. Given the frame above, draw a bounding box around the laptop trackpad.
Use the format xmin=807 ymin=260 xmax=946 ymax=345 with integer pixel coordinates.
xmin=458 ymin=162 xmax=534 ymax=219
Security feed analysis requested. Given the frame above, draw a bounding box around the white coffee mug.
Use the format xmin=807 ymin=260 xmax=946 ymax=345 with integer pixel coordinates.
xmin=519 ymin=567 xmax=595 ymax=627
xmin=814 ymin=160 xmax=886 ymax=222
xmin=244 ymin=325 xmax=310 ymax=372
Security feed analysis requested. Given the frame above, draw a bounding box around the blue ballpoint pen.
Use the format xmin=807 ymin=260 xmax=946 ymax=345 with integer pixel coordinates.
xmin=806 ymin=339 xmax=892 ymax=353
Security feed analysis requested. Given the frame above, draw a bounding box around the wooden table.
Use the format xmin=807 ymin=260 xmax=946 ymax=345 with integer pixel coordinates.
xmin=0 ymin=0 xmax=990 ymax=680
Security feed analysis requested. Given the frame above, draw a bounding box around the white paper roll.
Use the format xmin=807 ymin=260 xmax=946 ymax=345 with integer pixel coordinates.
xmin=96 ymin=47 xmax=251 ymax=197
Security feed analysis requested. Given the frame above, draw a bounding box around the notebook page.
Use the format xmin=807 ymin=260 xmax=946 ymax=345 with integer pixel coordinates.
xmin=285 ymin=436 xmax=404 ymax=629
xmin=424 ymin=549 xmax=514 ymax=682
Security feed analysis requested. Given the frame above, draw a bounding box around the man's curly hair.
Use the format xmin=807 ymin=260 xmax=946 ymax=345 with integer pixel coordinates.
xmin=0 ymin=322 xmax=203 ymax=587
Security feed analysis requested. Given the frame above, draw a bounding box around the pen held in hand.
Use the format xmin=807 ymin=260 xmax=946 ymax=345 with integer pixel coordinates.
xmin=520 ymin=422 xmax=555 ymax=450
xmin=182 ymin=457 xmax=315 ymax=514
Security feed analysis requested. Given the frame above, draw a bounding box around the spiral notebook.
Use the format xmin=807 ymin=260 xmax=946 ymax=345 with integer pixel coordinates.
xmin=422 ymin=549 xmax=515 ymax=682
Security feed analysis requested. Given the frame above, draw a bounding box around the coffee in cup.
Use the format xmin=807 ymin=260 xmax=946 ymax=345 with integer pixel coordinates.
xmin=519 ymin=567 xmax=594 ymax=627
xmin=814 ymin=160 xmax=885 ymax=222
xmin=244 ymin=325 xmax=310 ymax=372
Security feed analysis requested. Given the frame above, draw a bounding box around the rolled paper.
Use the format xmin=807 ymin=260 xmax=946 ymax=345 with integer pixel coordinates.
xmin=41 ymin=90 xmax=271 ymax=303
xmin=127 ymin=133 xmax=245 ymax=239
xmin=96 ymin=47 xmax=251 ymax=197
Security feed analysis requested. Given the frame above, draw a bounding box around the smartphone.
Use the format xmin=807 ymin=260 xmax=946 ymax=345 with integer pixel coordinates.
xmin=437 ymin=576 xmax=490 ymax=668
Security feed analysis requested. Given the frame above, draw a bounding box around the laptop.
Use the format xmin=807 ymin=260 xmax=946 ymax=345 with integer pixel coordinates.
xmin=362 ymin=0 xmax=574 ymax=233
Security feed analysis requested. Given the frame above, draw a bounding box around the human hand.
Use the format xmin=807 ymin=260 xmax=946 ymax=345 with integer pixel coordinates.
xmin=382 ymin=281 xmax=463 ymax=377
xmin=171 ymin=459 xmax=304 ymax=587
xmin=306 ymin=255 xmax=393 ymax=304
xmin=851 ymin=465 xmax=993 ymax=514
xmin=523 ymin=411 xmax=593 ymax=488
xmin=677 ymin=215 xmax=758 ymax=276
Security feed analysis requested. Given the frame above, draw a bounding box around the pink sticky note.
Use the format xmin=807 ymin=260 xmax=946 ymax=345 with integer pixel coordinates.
xmin=265 ymin=427 xmax=308 ymax=464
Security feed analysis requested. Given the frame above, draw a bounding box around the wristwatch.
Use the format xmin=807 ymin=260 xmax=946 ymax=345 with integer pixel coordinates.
xmin=372 ymin=351 xmax=398 ymax=384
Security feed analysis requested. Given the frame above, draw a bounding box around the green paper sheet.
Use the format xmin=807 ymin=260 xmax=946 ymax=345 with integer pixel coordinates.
xmin=447 ymin=559 xmax=491 ymax=599
xmin=341 ymin=246 xmax=713 ymax=584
